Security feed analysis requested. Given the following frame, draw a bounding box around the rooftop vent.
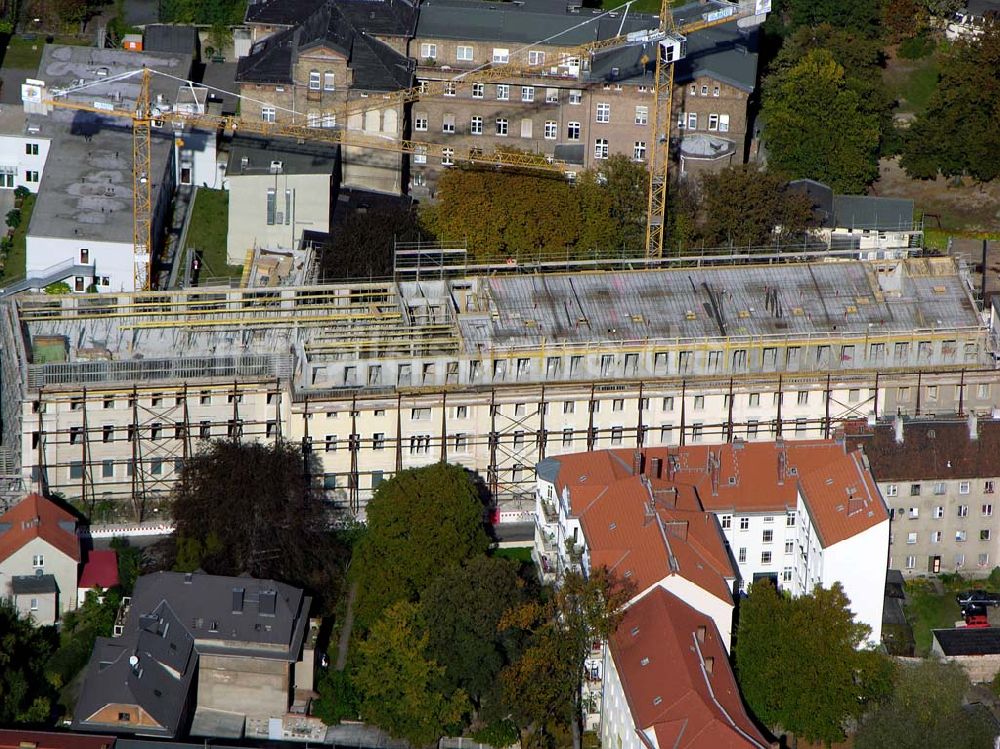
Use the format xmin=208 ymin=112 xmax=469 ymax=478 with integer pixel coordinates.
xmin=232 ymin=586 xmax=245 ymax=613
xmin=269 ymin=160 xmax=283 ymax=173
xmin=260 ymin=589 xmax=277 ymax=616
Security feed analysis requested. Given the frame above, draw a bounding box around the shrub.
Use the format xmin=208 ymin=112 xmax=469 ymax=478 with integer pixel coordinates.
xmin=44 ymin=281 xmax=71 ymax=294
xmin=899 ymin=34 xmax=935 ymax=59
xmin=5 ymin=209 xmax=20 ymax=229
xmin=471 ymin=719 xmax=520 ymax=748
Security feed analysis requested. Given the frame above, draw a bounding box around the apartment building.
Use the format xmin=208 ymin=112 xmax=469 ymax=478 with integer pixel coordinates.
xmin=0 ymin=256 xmax=993 ymax=518
xmin=847 ymin=417 xmax=1000 ymax=577
xmin=408 ymin=0 xmax=758 ymax=194
xmin=236 ymin=0 xmax=416 ymax=193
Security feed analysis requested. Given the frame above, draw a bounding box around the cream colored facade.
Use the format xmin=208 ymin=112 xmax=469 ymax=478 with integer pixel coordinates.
xmin=1 ymin=536 xmax=78 ymax=620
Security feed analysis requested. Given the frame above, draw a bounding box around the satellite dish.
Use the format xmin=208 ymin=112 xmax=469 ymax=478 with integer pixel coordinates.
xmin=129 ymin=655 xmax=139 ymax=668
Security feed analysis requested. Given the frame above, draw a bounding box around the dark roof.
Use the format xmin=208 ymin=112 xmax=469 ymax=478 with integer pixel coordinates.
xmin=74 ymin=602 xmax=196 ymax=737
xmin=247 ymin=0 xmax=418 ymax=36
xmin=227 ymin=134 xmax=339 ymax=176
xmin=238 ymin=0 xmax=415 ymax=90
xmin=934 ymin=626 xmax=1000 ymax=656
xmin=966 ymin=0 xmax=1000 ymax=19
xmin=246 ymin=0 xmax=325 ymax=26
xmin=11 ymin=574 xmax=58 ymax=595
xmin=832 ymin=194 xmax=915 ymax=232
xmin=143 ymin=25 xmax=200 ymax=56
xmin=847 ymin=419 xmax=1000 ymax=481
xmin=885 ymin=569 xmax=905 ymax=598
xmin=0 ymin=731 xmax=115 ymax=749
xmin=789 ymin=178 xmax=835 ymax=228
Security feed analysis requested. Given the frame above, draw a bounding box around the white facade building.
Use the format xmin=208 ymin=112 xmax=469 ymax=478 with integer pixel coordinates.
xmin=0 ymin=106 xmax=51 ymax=193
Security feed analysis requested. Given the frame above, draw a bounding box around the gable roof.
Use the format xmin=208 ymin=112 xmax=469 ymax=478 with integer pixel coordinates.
xmin=80 ymin=550 xmax=120 ymax=590
xmin=832 ymin=195 xmax=915 ymax=233
xmin=933 ymin=626 xmax=1000 ymax=656
xmin=0 ymin=493 xmax=79 ymax=563
xmin=610 ymin=587 xmax=770 ymax=748
xmin=246 ymin=0 xmax=418 ymax=38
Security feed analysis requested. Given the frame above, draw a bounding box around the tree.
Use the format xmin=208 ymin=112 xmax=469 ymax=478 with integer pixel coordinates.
xmin=0 ymin=600 xmax=56 ymax=723
xmin=351 ymin=463 xmax=490 ymax=627
xmin=170 ymin=439 xmax=345 ymax=606
xmin=761 ymin=49 xmax=881 ymax=193
xmin=422 ymin=556 xmax=527 ymax=716
xmin=780 ymin=0 xmax=884 ymax=37
xmin=696 ymin=164 xmax=816 ymax=247
xmin=317 ymin=202 xmax=419 ymax=281
xmin=353 ymin=601 xmax=469 ymax=746
xmin=901 ymin=25 xmax=1000 ymax=182
xmin=882 ymin=0 xmax=929 ymax=43
xmin=734 ymin=581 xmax=894 ymax=745
xmin=109 ymin=536 xmax=143 ymax=593
xmin=855 ymin=660 xmax=995 ymax=749
xmin=45 ymin=588 xmax=122 ymax=690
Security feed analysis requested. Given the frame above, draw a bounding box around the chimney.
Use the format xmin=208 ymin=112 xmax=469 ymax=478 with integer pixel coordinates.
xmin=894 ymin=414 xmax=904 ymax=444
xmin=232 ymin=586 xmax=245 ymax=613
xmin=650 ymin=456 xmax=662 ymax=479
xmin=633 ymin=451 xmax=644 ymax=475
xmin=777 ymin=449 xmax=787 ymax=486
xmin=704 ymin=656 xmax=714 ymax=675
xmin=969 ymin=412 xmax=978 ymax=441
xmin=260 ymin=589 xmax=277 ymax=616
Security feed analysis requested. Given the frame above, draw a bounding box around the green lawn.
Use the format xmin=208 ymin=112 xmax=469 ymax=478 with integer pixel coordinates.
xmin=905 ymin=584 xmax=961 ymax=657
xmin=1 ymin=35 xmax=90 ymax=70
xmin=492 ymin=546 xmax=534 ymax=564
xmin=185 ymin=188 xmax=242 ymax=279
xmin=0 ymin=193 xmax=34 ymax=282
xmin=884 ymin=53 xmax=940 ymax=117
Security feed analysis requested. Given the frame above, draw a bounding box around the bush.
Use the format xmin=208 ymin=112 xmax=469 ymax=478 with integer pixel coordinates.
xmin=44 ymin=281 xmax=71 ymax=294
xmin=13 ymin=186 xmax=29 ymax=201
xmin=899 ymin=34 xmax=935 ymax=59
xmin=471 ymin=719 xmax=519 ymax=748
xmin=5 ymin=209 xmax=20 ymax=229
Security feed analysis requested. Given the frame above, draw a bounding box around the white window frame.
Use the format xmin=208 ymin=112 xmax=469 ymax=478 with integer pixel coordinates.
xmin=442 ymin=113 xmax=456 ymax=134
xmin=719 ymin=113 xmax=730 ymax=132
xmin=414 ymin=116 xmax=428 ymax=132
xmin=472 ymin=83 xmax=484 ymax=98
xmin=528 ymin=50 xmax=545 ymax=65
xmin=687 ymin=112 xmax=697 ymax=130
xmin=496 ymin=118 xmax=508 ymax=136
xmin=569 ymin=89 xmax=582 ymax=105
xmin=323 ymin=72 xmax=335 ymax=91
xmin=594 ymin=138 xmax=609 ymax=160
xmin=261 ymin=106 xmax=276 ymax=123
xmin=441 ymin=148 xmax=454 ymax=166
xmin=567 ymin=121 xmax=581 ymax=141
xmin=596 ymin=102 xmax=610 ymax=123
xmin=496 ymin=84 xmax=509 ymax=101
xmin=633 ymin=141 xmax=646 ymax=161
xmin=544 ymin=121 xmax=557 ymax=139
xmin=457 ymin=45 xmax=474 ymax=61
xmin=708 ymin=113 xmax=719 ymax=131
xmin=635 ymin=105 xmax=648 ymax=125
xmin=308 ymin=70 xmax=321 ymax=90
xmin=520 ymin=118 xmax=532 ymax=138
xmin=420 ymin=43 xmax=437 ymax=59
xmin=545 ymin=87 xmax=559 ymax=103
xmin=492 ymin=48 xmax=509 ymax=64
xmin=521 ymin=86 xmax=534 ymax=102
xmin=470 ymin=116 xmax=483 ymax=135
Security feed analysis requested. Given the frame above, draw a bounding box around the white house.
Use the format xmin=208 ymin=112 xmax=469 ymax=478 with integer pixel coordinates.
xmin=0 ymin=104 xmax=51 ymax=193
xmin=0 ymin=493 xmax=80 ymax=625
xmin=946 ymin=0 xmax=1000 ymax=39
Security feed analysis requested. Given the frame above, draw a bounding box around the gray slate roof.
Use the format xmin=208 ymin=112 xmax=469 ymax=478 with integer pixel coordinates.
xmin=933 ymin=626 xmax=1000 ymax=656
xmin=143 ymin=25 xmax=200 ymax=56
xmin=832 ymin=195 xmax=915 ymax=233
xmin=11 ymin=574 xmax=57 ymax=595
xmin=227 ymin=134 xmax=339 ymax=176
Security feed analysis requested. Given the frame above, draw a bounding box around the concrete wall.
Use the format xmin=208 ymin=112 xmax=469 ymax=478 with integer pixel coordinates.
xmin=25 ymin=236 xmax=136 ymax=292
xmin=197 ymin=653 xmax=290 ymax=718
xmin=931 ymin=649 xmax=1000 ymax=684
xmin=0 ymin=536 xmax=77 ymax=617
xmin=225 ymin=171 xmax=333 ymax=263
xmin=600 ymin=648 xmax=645 ymax=749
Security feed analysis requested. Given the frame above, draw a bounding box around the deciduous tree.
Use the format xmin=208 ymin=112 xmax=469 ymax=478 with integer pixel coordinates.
xmin=761 ymin=49 xmax=881 ymax=193
xmin=781 ymin=0 xmax=884 ymax=37
xmin=354 ymin=601 xmax=469 ymax=746
xmin=317 ymin=202 xmax=420 ymax=281
xmin=0 ymin=601 xmax=56 ymax=723
xmin=351 ymin=463 xmax=490 ymax=627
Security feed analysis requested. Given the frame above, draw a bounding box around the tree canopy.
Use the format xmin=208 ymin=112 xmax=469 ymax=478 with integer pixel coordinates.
xmin=761 ymin=48 xmax=881 ymax=193
xmin=0 ymin=601 xmax=56 ymax=724
xmin=855 ymin=660 xmax=995 ymax=749
xmin=353 ymin=601 xmax=470 ymax=747
xmin=901 ymin=25 xmax=1000 ymax=182
xmin=779 ymin=0 xmax=884 ymax=37
xmin=170 ymin=439 xmax=344 ymax=606
xmin=420 ymin=156 xmax=648 ymax=261
xmin=734 ymin=581 xmax=894 ymax=745
xmin=351 ymin=463 xmax=490 ymax=627
xmin=317 ymin=202 xmax=421 ymax=281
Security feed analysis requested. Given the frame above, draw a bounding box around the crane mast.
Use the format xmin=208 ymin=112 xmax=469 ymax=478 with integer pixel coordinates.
xmin=132 ymin=68 xmax=153 ymax=291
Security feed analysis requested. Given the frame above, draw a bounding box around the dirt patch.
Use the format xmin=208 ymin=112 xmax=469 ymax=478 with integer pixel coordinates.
xmin=874 ymin=158 xmax=1000 ymax=233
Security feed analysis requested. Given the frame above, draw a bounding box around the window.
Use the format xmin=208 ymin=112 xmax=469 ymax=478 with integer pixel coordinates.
xmin=496 ymin=118 xmax=508 ymax=136
xmin=635 ymin=105 xmax=648 ymax=125
xmin=32 ymin=554 xmax=43 ymax=567
xmin=785 ymin=540 xmax=794 ymax=554
xmin=545 ymin=88 xmax=559 ymax=103
xmin=958 ymin=505 xmax=969 ymax=518
xmin=934 ymin=481 xmax=946 ymax=495
xmin=324 ymin=72 xmax=335 ymax=90
xmin=786 ymin=512 xmax=796 ymax=527
xmin=719 ymin=114 xmax=730 ymax=132
xmin=493 ymin=48 xmax=509 ymax=63
xmin=528 ymin=50 xmax=545 ymax=65
xmin=441 ymin=148 xmax=454 ymax=166
xmin=956 ymin=553 xmax=966 ymax=567
xmin=934 ymin=506 xmax=944 ymax=519
xmin=633 ymin=141 xmax=646 ymax=161
xmin=470 ymin=116 xmax=483 ymax=135
xmin=987 ymin=481 xmax=996 ymax=495
xmin=562 ymin=428 xmax=573 ymax=447
xmin=25 ymin=143 xmax=39 ymax=155
xmin=442 ymin=114 xmax=455 ymax=133
xmin=906 ymin=532 xmax=917 ymax=544
xmin=782 ymin=567 xmax=793 ymax=582
xmin=596 ymin=103 xmax=610 ymax=123
xmin=932 ymin=530 xmax=942 ymax=543
xmin=611 ymin=426 xmax=624 ymax=445
xmin=520 ymin=118 xmax=532 ymax=138
xmin=594 ymin=138 xmax=609 ymax=159
xmin=496 ymin=84 xmax=509 ymax=101
xmin=420 ymin=42 xmax=437 ymax=59
xmin=739 ymin=517 xmax=750 ymax=531
xmin=984 ymin=504 xmax=993 ymax=517
xmin=266 ymin=188 xmax=277 ymax=225
xmin=412 ymin=146 xmax=426 ymax=165
xmin=721 ymin=515 xmax=732 ymax=529
xmin=409 ymin=435 xmax=431 ymax=455
xmin=325 ymin=435 xmax=338 ymax=452
xmin=567 ymin=121 xmax=581 ymax=140
xmin=960 ymin=481 xmax=971 ymax=494
xmin=762 ymin=529 xmax=773 ymax=543
xmin=544 ymin=121 xmax=557 ymax=139
xmin=713 ymin=85 xmax=720 ymax=96
xmin=687 ymin=112 xmax=697 ymax=129
xmin=905 ymin=555 xmax=916 ymax=569
xmin=956 ymin=530 xmax=967 ymax=542
xmin=909 ymin=507 xmax=919 ymax=519
xmin=569 ymin=89 xmax=583 ymax=104
xmin=443 ymin=82 xmax=456 ymax=96
xmin=563 ymin=401 xmax=575 ymax=414
xmin=707 ymin=113 xmax=720 ymax=131
xmin=701 ymin=84 xmax=708 ymax=95
xmin=982 ymin=529 xmax=992 ymax=541
xmin=761 ymin=551 xmax=772 ymax=564
xmin=30 ymin=597 xmax=38 ymax=611
xmin=25 ymin=171 xmax=38 ymax=183
xmin=521 ymin=86 xmax=535 ymax=102
xmin=693 ymin=395 xmax=705 ymax=410
xmin=309 ymin=70 xmax=321 ymax=90
xmin=414 ymin=115 xmax=428 ymax=131
xmin=472 ymin=83 xmax=484 ymax=98
xmin=886 ymin=483 xmax=898 ymax=497
xmin=738 ymin=548 xmax=747 ymax=563
xmin=261 ymin=106 xmax=276 ymax=123
xmin=910 ymin=483 xmax=921 ymax=496
xmin=457 ymin=45 xmax=474 ymax=61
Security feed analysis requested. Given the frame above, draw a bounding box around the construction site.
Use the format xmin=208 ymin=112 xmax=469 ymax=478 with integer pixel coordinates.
xmin=1 ymin=254 xmax=997 ymax=519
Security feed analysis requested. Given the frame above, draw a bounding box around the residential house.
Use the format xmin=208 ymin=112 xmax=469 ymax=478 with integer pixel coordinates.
xmin=0 ymin=104 xmax=51 ymax=193
xmin=946 ymin=0 xmax=1000 ymax=39
xmin=74 ymin=571 xmax=314 ymax=739
xmin=236 ymin=0 xmax=416 ymax=194
xmin=602 ymin=587 xmax=771 ymax=749
xmin=847 ymin=417 xmax=1000 ymax=577
xmin=78 ymin=549 xmax=119 ymax=606
xmin=408 ymin=0 xmax=760 ymax=194
xmin=0 ymin=493 xmax=80 ymax=625
xmin=789 ymin=178 xmax=922 ymax=257
xmin=224 ymin=135 xmax=338 ymax=264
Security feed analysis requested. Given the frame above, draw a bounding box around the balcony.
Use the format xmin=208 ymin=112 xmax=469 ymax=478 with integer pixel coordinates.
xmin=540 ymin=499 xmax=559 ymax=523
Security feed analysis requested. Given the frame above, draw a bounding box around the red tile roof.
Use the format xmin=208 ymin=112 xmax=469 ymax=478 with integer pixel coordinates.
xmin=0 ymin=730 xmax=115 ymax=749
xmin=609 ymin=587 xmax=770 ymax=748
xmin=0 ymin=494 xmax=80 ymax=563
xmin=552 ymin=439 xmax=887 ymax=551
xmin=79 ymin=550 xmax=119 ymax=590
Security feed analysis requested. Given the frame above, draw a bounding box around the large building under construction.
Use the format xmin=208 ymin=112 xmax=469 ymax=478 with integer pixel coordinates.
xmin=1 ymin=256 xmax=997 ymax=519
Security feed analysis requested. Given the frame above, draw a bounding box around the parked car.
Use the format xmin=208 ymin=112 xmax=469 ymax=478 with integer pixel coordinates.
xmin=956 ymin=590 xmax=1000 ymax=608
